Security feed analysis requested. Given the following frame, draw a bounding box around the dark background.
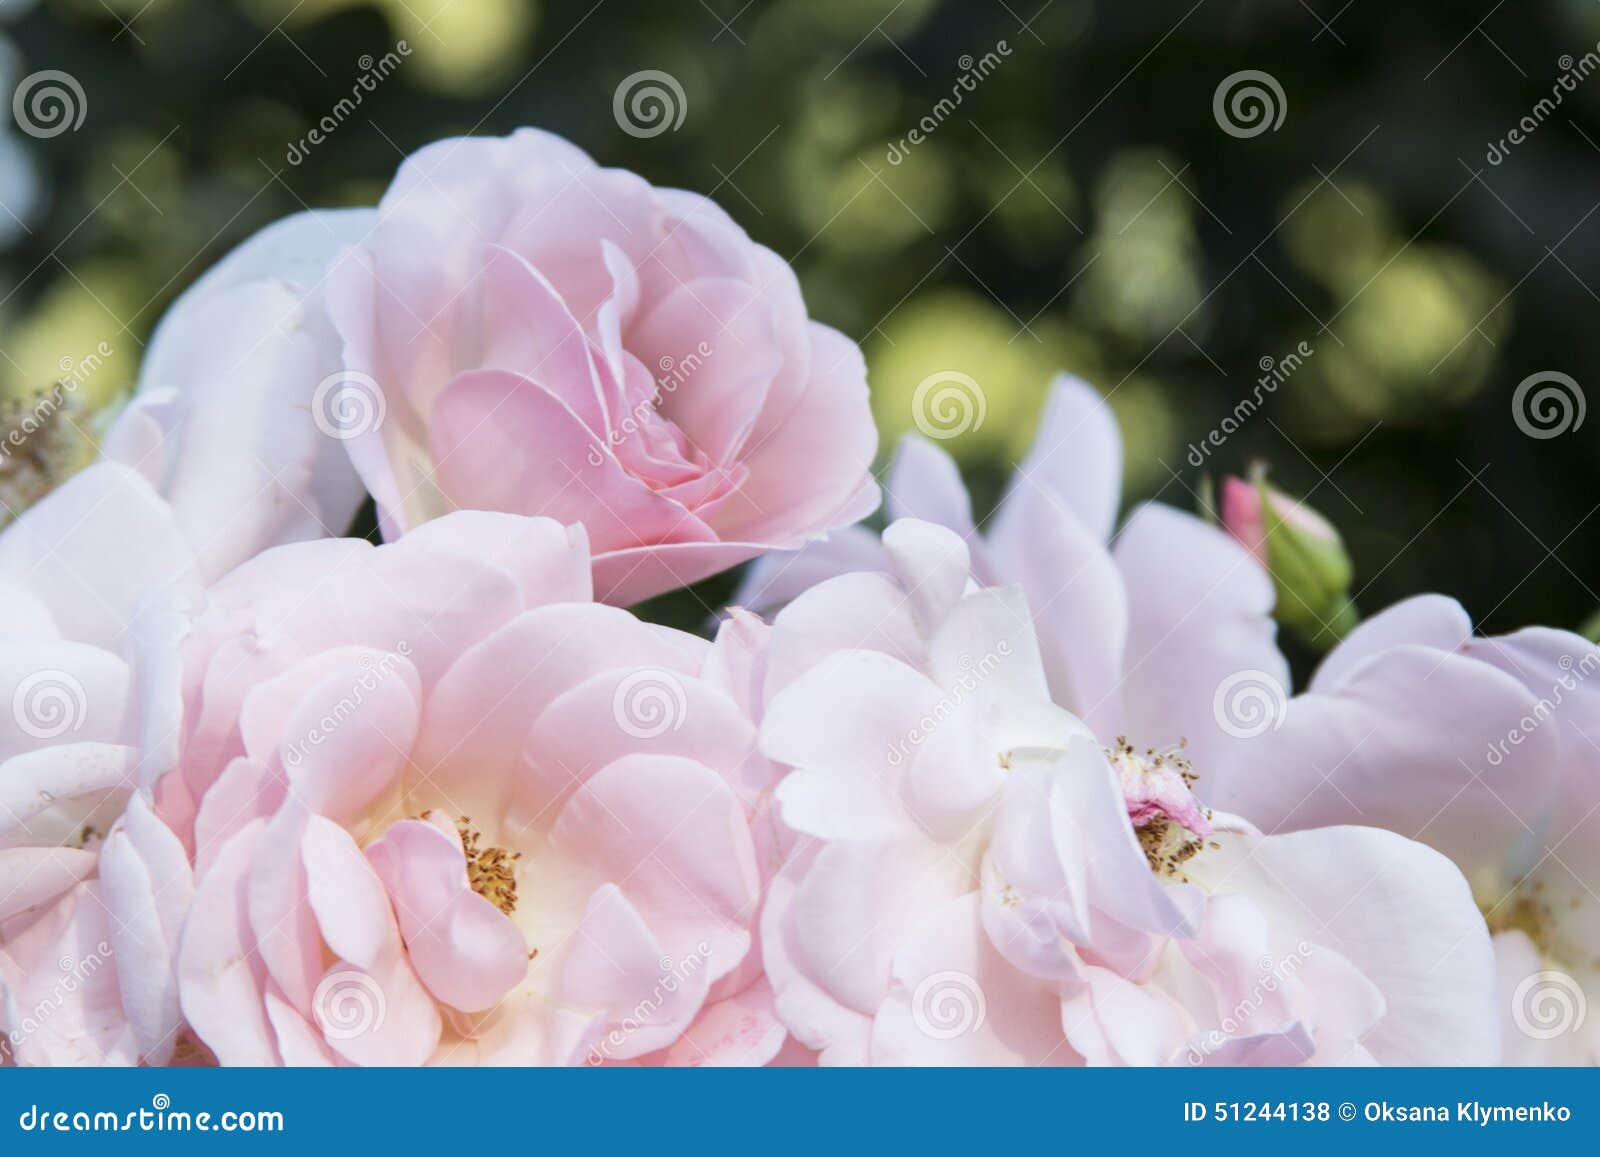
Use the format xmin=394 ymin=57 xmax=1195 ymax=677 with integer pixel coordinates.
xmin=3 ymin=0 xmax=1598 ymax=640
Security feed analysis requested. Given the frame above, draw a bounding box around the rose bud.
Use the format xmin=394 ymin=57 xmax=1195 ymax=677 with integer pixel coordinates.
xmin=1219 ymin=467 xmax=1357 ymax=646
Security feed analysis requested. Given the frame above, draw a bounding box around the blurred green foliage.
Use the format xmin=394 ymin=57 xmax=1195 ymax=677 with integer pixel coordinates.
xmin=4 ymin=0 xmax=1600 ymax=636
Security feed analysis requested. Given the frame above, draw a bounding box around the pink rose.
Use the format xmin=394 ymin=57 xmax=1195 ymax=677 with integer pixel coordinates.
xmin=171 ymin=513 xmax=781 ymax=1065
xmin=102 ymin=210 xmax=372 ymax=583
xmin=0 ymin=464 xmax=196 ymax=1065
xmin=1212 ymin=597 xmax=1600 ymax=1064
xmin=326 ymin=129 xmax=880 ymax=606
xmin=754 ymin=519 xmax=1499 ymax=1065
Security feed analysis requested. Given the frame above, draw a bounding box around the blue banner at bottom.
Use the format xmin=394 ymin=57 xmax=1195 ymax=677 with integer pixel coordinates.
xmin=1 ymin=1067 xmax=1591 ymax=1152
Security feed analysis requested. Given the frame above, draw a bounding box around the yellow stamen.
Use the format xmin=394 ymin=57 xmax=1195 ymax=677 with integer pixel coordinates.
xmin=456 ymin=816 xmax=520 ymax=916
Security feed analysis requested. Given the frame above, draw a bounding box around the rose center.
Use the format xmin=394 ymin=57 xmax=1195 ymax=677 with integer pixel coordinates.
xmin=0 ymin=389 xmax=90 ymax=527
xmin=455 ymin=816 xmax=520 ymax=916
xmin=1481 ymin=877 xmax=1562 ymax=962
xmin=1105 ymin=737 xmax=1215 ymax=880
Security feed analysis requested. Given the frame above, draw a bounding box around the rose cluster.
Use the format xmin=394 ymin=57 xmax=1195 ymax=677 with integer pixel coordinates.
xmin=0 ymin=128 xmax=1593 ymax=1067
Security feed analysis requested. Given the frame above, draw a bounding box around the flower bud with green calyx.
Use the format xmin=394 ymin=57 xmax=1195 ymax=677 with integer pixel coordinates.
xmin=1217 ymin=466 xmax=1358 ymax=649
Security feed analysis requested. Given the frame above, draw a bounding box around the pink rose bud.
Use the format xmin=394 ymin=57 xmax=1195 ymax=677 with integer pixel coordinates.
xmin=1219 ymin=467 xmax=1357 ymax=646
